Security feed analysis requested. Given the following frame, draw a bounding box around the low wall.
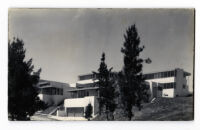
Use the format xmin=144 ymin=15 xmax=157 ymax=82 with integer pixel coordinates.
xmin=57 ymin=110 xmax=67 ymax=117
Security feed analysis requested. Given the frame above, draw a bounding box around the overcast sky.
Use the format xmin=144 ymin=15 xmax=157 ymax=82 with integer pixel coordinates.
xmin=9 ymin=9 xmax=194 ymax=90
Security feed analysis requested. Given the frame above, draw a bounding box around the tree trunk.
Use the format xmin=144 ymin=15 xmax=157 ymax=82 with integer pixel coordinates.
xmin=128 ymin=108 xmax=133 ymax=121
xmin=106 ymin=111 xmax=109 ymax=121
xmin=11 ymin=114 xmax=14 ymax=121
xmin=111 ymin=113 xmax=114 ymax=120
xmin=106 ymin=107 xmax=109 ymax=120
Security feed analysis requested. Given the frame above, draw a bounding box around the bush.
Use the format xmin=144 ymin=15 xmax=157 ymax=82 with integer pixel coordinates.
xmin=85 ymin=103 xmax=93 ymax=121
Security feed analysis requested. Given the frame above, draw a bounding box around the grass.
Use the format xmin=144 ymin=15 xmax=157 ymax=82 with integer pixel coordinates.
xmin=93 ymin=97 xmax=194 ymax=121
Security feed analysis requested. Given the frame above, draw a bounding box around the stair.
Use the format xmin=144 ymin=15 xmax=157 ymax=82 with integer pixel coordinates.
xmin=40 ymin=106 xmax=58 ymax=115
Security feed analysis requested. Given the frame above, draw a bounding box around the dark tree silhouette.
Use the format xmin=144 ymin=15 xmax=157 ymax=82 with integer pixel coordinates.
xmin=85 ymin=103 xmax=93 ymax=121
xmin=8 ymin=38 xmax=45 ymax=120
xmin=93 ymin=53 xmax=118 ymax=120
xmin=118 ymin=24 xmax=151 ymax=120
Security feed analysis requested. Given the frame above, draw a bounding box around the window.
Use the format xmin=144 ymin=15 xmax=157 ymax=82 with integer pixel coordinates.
xmin=183 ymin=85 xmax=186 ymax=89
xmin=171 ymin=71 xmax=175 ymax=77
xmin=78 ymin=90 xmax=89 ymax=98
xmin=161 ymin=72 xmax=164 ymax=78
xmin=154 ymin=73 xmax=158 ymax=79
xmin=162 ymin=82 xmax=175 ymax=89
xmin=150 ymin=74 xmax=154 ymax=79
xmin=157 ymin=72 xmax=161 ymax=78
xmin=61 ymin=89 xmax=63 ymax=95
xmin=56 ymin=88 xmax=59 ymax=95
xmin=86 ymin=91 xmax=89 ymax=96
xmin=164 ymin=71 xmax=168 ymax=77
xmin=167 ymin=71 xmax=171 ymax=77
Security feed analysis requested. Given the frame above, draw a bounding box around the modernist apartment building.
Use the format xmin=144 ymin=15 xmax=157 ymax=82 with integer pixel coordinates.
xmin=61 ymin=68 xmax=191 ymax=117
xmin=38 ymin=68 xmax=191 ymax=117
xmin=143 ymin=68 xmax=190 ymax=98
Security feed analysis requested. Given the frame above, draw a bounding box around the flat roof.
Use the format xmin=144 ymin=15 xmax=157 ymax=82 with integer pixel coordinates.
xmin=67 ymin=87 xmax=99 ymax=92
xmin=38 ymin=79 xmax=75 ymax=91
xmin=76 ymin=79 xmax=98 ymax=84
xmin=143 ymin=68 xmax=191 ymax=76
xmin=39 ymin=85 xmax=54 ymax=89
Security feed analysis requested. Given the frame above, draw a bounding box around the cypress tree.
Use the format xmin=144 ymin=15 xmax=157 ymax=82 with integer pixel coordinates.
xmin=93 ymin=52 xmax=117 ymax=120
xmin=119 ymin=24 xmax=151 ymax=120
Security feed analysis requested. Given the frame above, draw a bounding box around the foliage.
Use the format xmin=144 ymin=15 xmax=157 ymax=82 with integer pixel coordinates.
xmin=8 ymin=38 xmax=45 ymax=120
xmin=118 ymin=24 xmax=151 ymax=120
xmin=85 ymin=103 xmax=93 ymax=121
xmin=93 ymin=53 xmax=118 ymax=120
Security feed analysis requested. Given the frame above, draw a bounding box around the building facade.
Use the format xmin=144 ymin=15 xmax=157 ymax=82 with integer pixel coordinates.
xmin=62 ymin=68 xmax=190 ymax=117
xmin=143 ymin=68 xmax=190 ymax=98
xmin=62 ymin=77 xmax=99 ymax=117
xmin=37 ymin=80 xmax=74 ymax=105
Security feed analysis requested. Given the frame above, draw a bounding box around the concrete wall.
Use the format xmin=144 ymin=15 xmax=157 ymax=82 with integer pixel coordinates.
xmin=57 ymin=110 xmax=67 ymax=117
xmin=175 ymin=69 xmax=189 ymax=97
xmin=64 ymin=96 xmax=98 ymax=117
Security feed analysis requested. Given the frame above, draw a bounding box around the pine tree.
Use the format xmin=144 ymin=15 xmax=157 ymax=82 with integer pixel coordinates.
xmin=119 ymin=24 xmax=151 ymax=120
xmin=8 ymin=38 xmax=45 ymax=120
xmin=93 ymin=53 xmax=117 ymax=120
xmin=85 ymin=103 xmax=93 ymax=121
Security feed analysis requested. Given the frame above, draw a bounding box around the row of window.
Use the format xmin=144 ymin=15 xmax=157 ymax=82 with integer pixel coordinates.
xmin=39 ymin=82 xmax=50 ymax=87
xmin=161 ymin=82 xmax=176 ymax=89
xmin=76 ymin=83 xmax=94 ymax=88
xmin=70 ymin=90 xmax=98 ymax=98
xmin=70 ymin=90 xmax=89 ymax=98
xmin=79 ymin=74 xmax=96 ymax=81
xmin=40 ymin=88 xmax=63 ymax=95
xmin=79 ymin=73 xmax=116 ymax=81
xmin=144 ymin=70 xmax=176 ymax=80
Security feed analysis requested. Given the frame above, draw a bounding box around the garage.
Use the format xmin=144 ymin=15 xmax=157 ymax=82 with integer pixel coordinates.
xmin=66 ymin=107 xmax=84 ymax=117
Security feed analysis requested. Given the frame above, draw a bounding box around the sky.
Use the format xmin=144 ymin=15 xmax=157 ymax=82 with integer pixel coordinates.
xmin=9 ymin=9 xmax=194 ymax=91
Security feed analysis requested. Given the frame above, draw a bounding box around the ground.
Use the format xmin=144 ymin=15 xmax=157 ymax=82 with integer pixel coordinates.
xmin=93 ymin=96 xmax=194 ymax=121
xmin=31 ymin=114 xmax=87 ymax=121
xmin=31 ymin=96 xmax=193 ymax=121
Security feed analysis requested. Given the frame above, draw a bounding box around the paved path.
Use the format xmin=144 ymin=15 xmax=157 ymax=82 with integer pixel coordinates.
xmin=31 ymin=114 xmax=88 ymax=121
xmin=49 ymin=116 xmax=87 ymax=121
xmin=30 ymin=115 xmax=58 ymax=121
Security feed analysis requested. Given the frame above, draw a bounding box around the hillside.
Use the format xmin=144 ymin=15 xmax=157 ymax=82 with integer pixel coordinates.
xmin=93 ymin=97 xmax=194 ymax=121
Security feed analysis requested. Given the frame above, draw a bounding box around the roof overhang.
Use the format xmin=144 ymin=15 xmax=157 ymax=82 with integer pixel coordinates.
xmin=67 ymin=87 xmax=99 ymax=92
xmin=76 ymin=79 xmax=98 ymax=85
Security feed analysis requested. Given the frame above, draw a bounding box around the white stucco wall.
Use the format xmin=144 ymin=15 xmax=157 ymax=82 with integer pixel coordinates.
xmin=175 ymin=69 xmax=189 ymax=97
xmin=162 ymin=88 xmax=174 ymax=98
xmin=64 ymin=96 xmax=98 ymax=116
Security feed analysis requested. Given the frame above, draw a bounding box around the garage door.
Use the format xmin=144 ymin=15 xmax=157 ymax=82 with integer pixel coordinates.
xmin=67 ymin=107 xmax=84 ymax=117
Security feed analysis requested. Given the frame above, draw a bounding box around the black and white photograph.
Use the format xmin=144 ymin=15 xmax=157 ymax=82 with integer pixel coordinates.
xmin=8 ymin=8 xmax=194 ymax=121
